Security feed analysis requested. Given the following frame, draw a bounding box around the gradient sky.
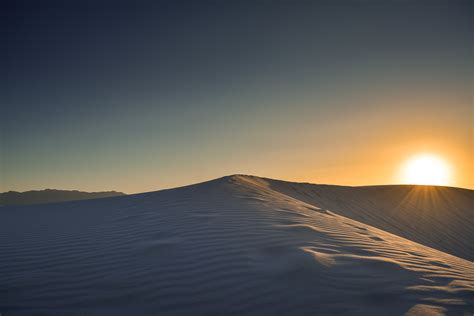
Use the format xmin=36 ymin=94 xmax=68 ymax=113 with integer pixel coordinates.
xmin=2 ymin=0 xmax=473 ymax=193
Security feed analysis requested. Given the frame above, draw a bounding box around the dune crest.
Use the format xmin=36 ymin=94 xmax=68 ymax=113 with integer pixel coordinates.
xmin=245 ymin=175 xmax=474 ymax=261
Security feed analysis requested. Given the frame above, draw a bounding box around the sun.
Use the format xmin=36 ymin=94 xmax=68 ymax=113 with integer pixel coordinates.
xmin=400 ymin=154 xmax=452 ymax=186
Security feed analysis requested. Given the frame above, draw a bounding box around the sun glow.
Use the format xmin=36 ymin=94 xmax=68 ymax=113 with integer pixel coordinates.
xmin=400 ymin=154 xmax=452 ymax=186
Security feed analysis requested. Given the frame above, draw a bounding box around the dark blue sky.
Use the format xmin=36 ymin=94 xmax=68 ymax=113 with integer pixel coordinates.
xmin=2 ymin=0 xmax=472 ymax=192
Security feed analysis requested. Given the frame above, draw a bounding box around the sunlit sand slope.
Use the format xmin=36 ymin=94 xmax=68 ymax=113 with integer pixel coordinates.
xmin=0 ymin=175 xmax=472 ymax=315
xmin=264 ymin=177 xmax=474 ymax=261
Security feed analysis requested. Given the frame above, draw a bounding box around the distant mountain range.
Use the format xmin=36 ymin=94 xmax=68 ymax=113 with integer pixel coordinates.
xmin=0 ymin=189 xmax=126 ymax=206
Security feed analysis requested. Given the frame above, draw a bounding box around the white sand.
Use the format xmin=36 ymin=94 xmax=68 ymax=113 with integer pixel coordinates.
xmin=0 ymin=175 xmax=472 ymax=315
xmin=263 ymin=176 xmax=474 ymax=261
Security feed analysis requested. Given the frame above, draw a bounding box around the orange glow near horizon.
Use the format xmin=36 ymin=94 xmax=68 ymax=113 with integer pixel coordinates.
xmin=400 ymin=154 xmax=453 ymax=186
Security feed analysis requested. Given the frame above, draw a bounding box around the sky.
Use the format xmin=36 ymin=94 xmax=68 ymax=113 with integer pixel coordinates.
xmin=2 ymin=0 xmax=473 ymax=193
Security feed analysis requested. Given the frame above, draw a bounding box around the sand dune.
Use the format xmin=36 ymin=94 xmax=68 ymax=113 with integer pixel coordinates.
xmin=262 ymin=176 xmax=474 ymax=261
xmin=0 ymin=175 xmax=472 ymax=315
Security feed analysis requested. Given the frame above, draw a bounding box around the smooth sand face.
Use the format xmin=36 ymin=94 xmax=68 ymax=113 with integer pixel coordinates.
xmin=263 ymin=177 xmax=474 ymax=261
xmin=0 ymin=175 xmax=473 ymax=315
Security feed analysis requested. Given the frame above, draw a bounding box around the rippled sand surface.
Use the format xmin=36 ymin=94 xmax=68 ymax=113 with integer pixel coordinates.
xmin=1 ymin=175 xmax=473 ymax=315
